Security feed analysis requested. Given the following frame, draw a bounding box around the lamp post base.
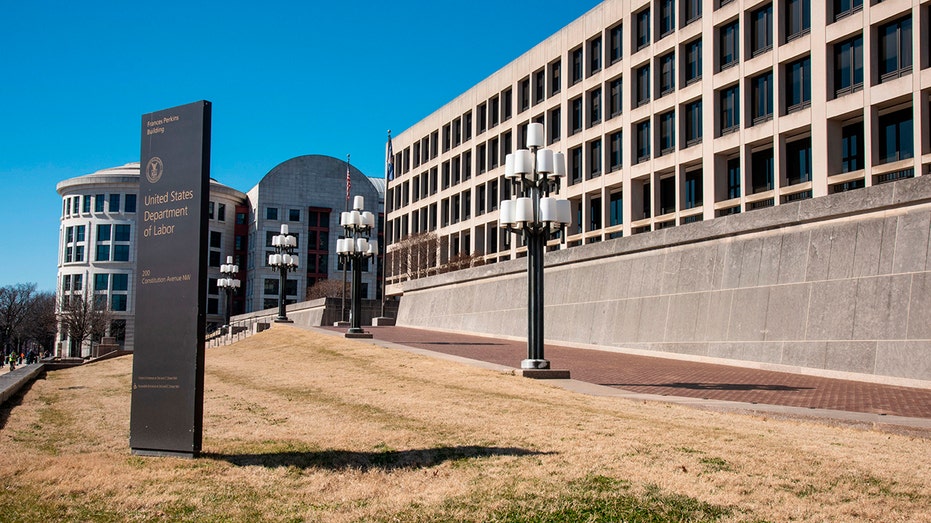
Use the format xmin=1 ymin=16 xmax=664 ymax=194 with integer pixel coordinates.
xmin=521 ymin=358 xmax=550 ymax=370
xmin=274 ymin=317 xmax=293 ymax=324
xmin=345 ymin=329 xmax=373 ymax=339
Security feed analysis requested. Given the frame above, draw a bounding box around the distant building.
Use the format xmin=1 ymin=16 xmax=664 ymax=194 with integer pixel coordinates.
xmin=55 ymin=156 xmax=384 ymax=356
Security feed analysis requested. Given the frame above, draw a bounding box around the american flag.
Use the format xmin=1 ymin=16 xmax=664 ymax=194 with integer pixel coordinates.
xmin=385 ymin=134 xmax=394 ymax=182
xmin=345 ymin=157 xmax=351 ymax=202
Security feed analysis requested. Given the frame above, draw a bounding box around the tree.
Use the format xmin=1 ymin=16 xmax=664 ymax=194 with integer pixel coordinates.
xmin=306 ymin=279 xmax=349 ymax=300
xmin=58 ymin=291 xmax=111 ymax=358
xmin=392 ymin=232 xmax=439 ymax=281
xmin=0 ymin=283 xmax=37 ymax=354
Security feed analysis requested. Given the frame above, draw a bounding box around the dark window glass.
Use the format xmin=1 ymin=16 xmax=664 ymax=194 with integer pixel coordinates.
xmin=111 ymin=294 xmax=127 ymax=312
xmin=879 ymin=17 xmax=912 ymax=82
xmin=833 ymin=0 xmax=862 ymax=21
xmin=720 ymin=85 xmax=739 ymax=134
xmin=785 ymin=56 xmax=811 ymax=112
xmin=751 ymin=4 xmax=773 ymax=56
xmin=727 ymin=157 xmax=741 ymax=200
xmin=751 ymin=71 xmax=774 ymax=123
xmin=112 ymin=273 xmax=128 ymax=291
xmin=610 ymin=24 xmax=623 ymax=63
xmin=878 ymin=108 xmax=914 ymax=164
xmin=609 ymin=131 xmax=623 ymax=171
xmin=82 ymin=195 xmax=91 ymax=213
xmin=550 ymin=60 xmax=561 ymax=95
xmin=97 ymin=224 xmax=111 ymax=242
xmin=95 ymin=194 xmax=105 ymax=212
xmin=659 ymin=177 xmax=676 ymax=214
xmin=209 ymin=250 xmax=221 ymax=267
xmin=550 ymin=107 xmax=562 ymax=142
xmin=610 ymin=192 xmax=623 ymax=226
xmin=589 ymin=37 xmax=602 ymax=74
xmin=636 ymin=64 xmax=650 ymax=107
xmin=109 ymin=194 xmax=120 ymax=213
xmin=684 ymin=170 xmax=703 ymax=209
xmin=113 ymin=244 xmax=129 ymax=262
xmin=720 ymin=21 xmax=739 ymax=69
xmin=834 ymin=35 xmax=863 ymax=96
xmin=786 ymin=138 xmax=812 ymax=185
xmin=786 ymin=0 xmax=810 ymax=40
xmin=684 ymin=39 xmax=702 ymax=84
xmin=94 ymin=274 xmax=108 ymax=291
xmin=609 ymin=77 xmax=622 ymax=117
xmin=266 ymin=207 xmax=278 ymax=220
xmin=571 ymin=97 xmax=583 ymax=134
xmin=751 ymin=148 xmax=774 ymax=193
xmin=570 ymin=146 xmax=583 ymax=184
xmin=659 ymin=0 xmax=675 ymax=37
xmin=289 ymin=208 xmax=300 ymax=221
xmin=589 ymin=140 xmax=602 ymax=178
xmin=685 ymin=100 xmax=702 ymax=145
xmin=659 ymin=111 xmax=675 ymax=155
xmin=659 ymin=52 xmax=675 ymax=96
xmin=114 ymin=224 xmax=131 ymax=242
xmin=636 ymin=9 xmax=650 ymax=50
xmin=76 ymin=225 xmax=85 ymax=242
xmin=571 ymin=48 xmax=584 ymax=85
xmin=96 ymin=245 xmax=110 ymax=262
xmin=636 ymin=120 xmax=651 ymax=163
xmin=841 ymin=122 xmax=864 ymax=173
xmin=210 ymin=231 xmax=221 ymax=248
xmin=125 ymin=194 xmax=136 ymax=213
xmin=588 ymin=88 xmax=602 ymax=126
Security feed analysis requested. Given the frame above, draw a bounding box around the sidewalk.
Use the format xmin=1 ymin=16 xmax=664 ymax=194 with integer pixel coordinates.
xmin=319 ymin=325 xmax=931 ymax=432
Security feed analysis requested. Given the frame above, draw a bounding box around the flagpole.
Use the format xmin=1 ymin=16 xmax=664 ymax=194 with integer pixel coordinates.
xmin=381 ymin=131 xmax=391 ymax=318
xmin=341 ymin=154 xmax=350 ymax=323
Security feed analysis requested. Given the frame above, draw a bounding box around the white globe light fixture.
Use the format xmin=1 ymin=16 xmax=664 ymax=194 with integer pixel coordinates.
xmin=267 ymin=224 xmax=299 ymax=322
xmin=337 ymin=195 xmax=376 ymax=338
xmin=498 ymin=122 xmax=571 ymax=370
xmin=217 ymin=255 xmax=241 ymax=329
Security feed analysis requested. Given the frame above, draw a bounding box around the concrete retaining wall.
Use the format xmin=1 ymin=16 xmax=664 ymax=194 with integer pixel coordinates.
xmin=396 ymin=176 xmax=931 ymax=386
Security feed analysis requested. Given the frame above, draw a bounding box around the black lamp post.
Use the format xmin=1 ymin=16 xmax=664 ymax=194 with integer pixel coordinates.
xmin=217 ymin=255 xmax=241 ymax=328
xmin=498 ymin=122 xmax=571 ymax=370
xmin=338 ymin=195 xmax=376 ymax=338
xmin=267 ymin=224 xmax=298 ymax=323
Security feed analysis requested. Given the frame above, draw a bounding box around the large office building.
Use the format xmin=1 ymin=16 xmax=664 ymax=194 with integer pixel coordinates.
xmin=385 ymin=0 xmax=927 ymax=270
xmin=383 ymin=0 xmax=931 ymax=384
xmin=56 ymin=156 xmax=383 ymax=356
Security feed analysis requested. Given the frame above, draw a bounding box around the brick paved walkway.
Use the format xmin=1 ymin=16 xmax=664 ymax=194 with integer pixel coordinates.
xmin=325 ymin=326 xmax=931 ymax=420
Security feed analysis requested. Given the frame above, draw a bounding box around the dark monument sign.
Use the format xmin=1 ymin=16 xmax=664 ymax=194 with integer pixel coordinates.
xmin=130 ymin=101 xmax=211 ymax=457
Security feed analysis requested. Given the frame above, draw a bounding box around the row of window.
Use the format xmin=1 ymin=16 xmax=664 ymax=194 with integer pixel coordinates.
xmin=60 ymin=272 xmax=130 ymax=311
xmin=62 ymin=193 xmax=136 ymax=218
xmin=62 ymin=224 xmax=132 ymax=264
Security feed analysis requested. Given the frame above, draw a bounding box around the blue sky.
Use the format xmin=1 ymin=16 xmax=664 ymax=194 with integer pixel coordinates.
xmin=0 ymin=0 xmax=602 ymax=292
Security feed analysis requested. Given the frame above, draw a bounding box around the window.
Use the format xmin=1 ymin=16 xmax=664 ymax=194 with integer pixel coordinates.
xmin=685 ymin=0 xmax=702 ymax=24
xmin=609 ymin=77 xmax=623 ymax=117
xmin=659 ymin=177 xmax=676 ymax=214
xmin=95 ymin=194 xmax=105 ymax=212
xmin=751 ymin=148 xmax=774 ymax=193
xmin=97 ymin=224 xmax=111 ymax=242
xmin=518 ymin=77 xmax=530 ymax=112
xmin=684 ymin=39 xmax=702 ymax=84
xmin=589 ymin=37 xmax=602 ymax=75
xmin=73 ymin=274 xmax=82 ymax=291
xmin=609 ymin=191 xmax=623 ymax=226
xmin=589 ymin=197 xmax=602 ymax=230
xmin=94 ymin=274 xmax=108 ymax=292
xmin=210 ymin=231 xmax=222 ymax=249
xmin=833 ymin=0 xmax=862 ymax=21
xmin=719 ymin=85 xmax=739 ymax=134
xmin=878 ymin=17 xmax=912 ymax=83
xmin=571 ymin=97 xmax=583 ymax=134
xmin=834 ymin=35 xmax=863 ymax=97
xmin=751 ymin=71 xmax=774 ymax=124
xmin=571 ymin=47 xmax=584 ymax=85
xmin=609 ymin=24 xmax=623 ymax=64
xmin=82 ymin=195 xmax=91 ymax=213
xmin=549 ymin=107 xmax=562 ymax=143
xmin=636 ymin=64 xmax=650 ymax=107
xmin=109 ymin=194 xmax=120 ymax=213
xmin=570 ymin=146 xmax=583 ymax=184
xmin=549 ymin=60 xmax=561 ymax=95
xmin=208 ymin=201 xmax=215 ymax=219
xmin=719 ymin=21 xmax=739 ymax=70
xmin=589 ymin=139 xmax=602 ymax=178
xmin=785 ymin=0 xmax=810 ymax=41
xmin=840 ymin=121 xmax=864 ymax=173
xmin=785 ymin=56 xmax=811 ymax=113
xmin=76 ymin=225 xmax=85 ymax=242
xmin=786 ymin=137 xmax=812 ymax=185
xmin=588 ymin=88 xmax=602 ymax=126
xmin=658 ymin=111 xmax=675 ymax=155
xmin=73 ymin=197 xmax=79 ymax=214
xmin=750 ymin=4 xmax=773 ymax=56
xmin=266 ymin=207 xmax=278 ymax=220
xmin=609 ymin=131 xmax=623 ymax=172
xmin=659 ymin=0 xmax=675 ymax=37
xmin=636 ymin=120 xmax=651 ymax=163
xmin=125 ymin=194 xmax=136 ymax=213
xmin=684 ymin=170 xmax=703 ymax=209
xmin=659 ymin=52 xmax=675 ymax=96
xmin=636 ymin=9 xmax=650 ymax=50
xmin=878 ymin=108 xmax=913 ymax=164
xmin=111 ymin=294 xmax=127 ymax=312
xmin=289 ymin=208 xmax=301 ymax=222
xmin=112 ymin=273 xmax=128 ymax=291
xmin=684 ymin=100 xmax=702 ymax=146
xmin=264 ymin=278 xmax=279 ymax=295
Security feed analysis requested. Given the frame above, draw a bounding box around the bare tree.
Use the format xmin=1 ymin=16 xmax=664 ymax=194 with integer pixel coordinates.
xmin=306 ymin=279 xmax=349 ymax=300
xmin=58 ymin=291 xmax=111 ymax=358
xmin=0 ymin=283 xmax=38 ymax=354
xmin=393 ymin=232 xmax=439 ymax=280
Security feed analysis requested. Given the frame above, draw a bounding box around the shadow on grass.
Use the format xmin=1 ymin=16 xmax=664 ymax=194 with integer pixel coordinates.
xmin=209 ymin=445 xmax=551 ymax=471
xmin=606 ymin=382 xmax=813 ymax=392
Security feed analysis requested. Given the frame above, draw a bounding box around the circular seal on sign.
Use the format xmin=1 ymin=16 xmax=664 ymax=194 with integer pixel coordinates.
xmin=146 ymin=156 xmax=163 ymax=184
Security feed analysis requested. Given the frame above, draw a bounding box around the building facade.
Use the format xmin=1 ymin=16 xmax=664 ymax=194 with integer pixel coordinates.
xmin=56 ymin=156 xmax=384 ymax=356
xmin=385 ymin=0 xmax=929 ymax=276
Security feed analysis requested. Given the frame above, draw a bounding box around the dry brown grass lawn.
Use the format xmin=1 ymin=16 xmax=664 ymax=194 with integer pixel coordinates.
xmin=1 ymin=324 xmax=930 ymax=522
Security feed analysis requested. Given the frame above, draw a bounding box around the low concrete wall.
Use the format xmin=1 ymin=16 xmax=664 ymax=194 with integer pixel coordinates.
xmin=397 ymin=176 xmax=931 ymax=386
xmin=231 ymin=297 xmax=399 ymax=329
xmin=0 ymin=364 xmax=44 ymax=406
